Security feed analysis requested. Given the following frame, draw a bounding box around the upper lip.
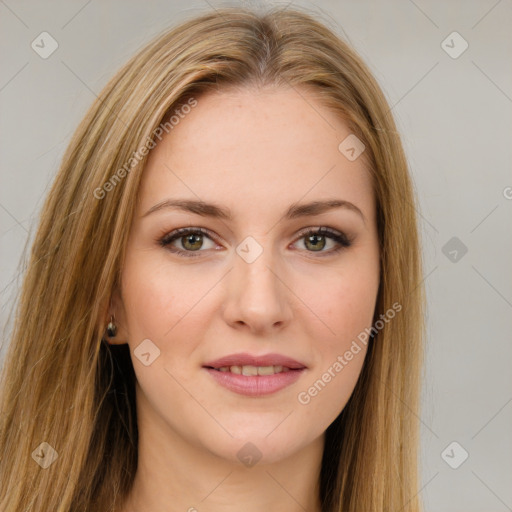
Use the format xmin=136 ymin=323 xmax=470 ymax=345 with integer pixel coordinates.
xmin=203 ymin=352 xmax=307 ymax=370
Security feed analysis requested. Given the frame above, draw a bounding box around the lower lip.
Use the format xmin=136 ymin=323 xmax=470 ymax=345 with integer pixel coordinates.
xmin=203 ymin=367 xmax=305 ymax=397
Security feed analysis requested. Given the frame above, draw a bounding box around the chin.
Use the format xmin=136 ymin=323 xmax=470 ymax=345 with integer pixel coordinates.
xmin=199 ymin=427 xmax=311 ymax=467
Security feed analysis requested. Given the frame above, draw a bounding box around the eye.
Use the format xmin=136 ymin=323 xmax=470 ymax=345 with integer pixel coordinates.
xmin=159 ymin=227 xmax=218 ymax=257
xmin=159 ymin=226 xmax=353 ymax=258
xmin=291 ymin=227 xmax=353 ymax=256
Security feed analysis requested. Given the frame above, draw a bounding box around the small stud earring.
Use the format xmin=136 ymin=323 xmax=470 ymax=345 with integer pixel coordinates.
xmin=106 ymin=315 xmax=117 ymax=337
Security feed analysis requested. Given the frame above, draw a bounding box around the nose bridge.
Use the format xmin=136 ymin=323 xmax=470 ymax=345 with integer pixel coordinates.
xmin=245 ymin=253 xmax=276 ymax=289
xmin=235 ymin=239 xmax=282 ymax=300
xmin=224 ymin=236 xmax=291 ymax=330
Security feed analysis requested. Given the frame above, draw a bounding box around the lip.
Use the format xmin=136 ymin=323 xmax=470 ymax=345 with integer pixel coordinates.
xmin=203 ymin=352 xmax=307 ymax=370
xmin=204 ymin=367 xmax=306 ymax=397
xmin=202 ymin=352 xmax=307 ymax=397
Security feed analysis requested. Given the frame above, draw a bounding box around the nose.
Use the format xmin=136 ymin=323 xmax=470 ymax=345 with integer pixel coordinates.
xmin=222 ymin=245 xmax=293 ymax=335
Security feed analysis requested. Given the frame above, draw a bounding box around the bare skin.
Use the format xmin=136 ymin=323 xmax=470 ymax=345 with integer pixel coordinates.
xmin=110 ymin=85 xmax=380 ymax=512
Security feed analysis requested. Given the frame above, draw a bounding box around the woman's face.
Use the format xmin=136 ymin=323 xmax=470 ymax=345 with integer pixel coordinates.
xmin=114 ymin=85 xmax=380 ymax=465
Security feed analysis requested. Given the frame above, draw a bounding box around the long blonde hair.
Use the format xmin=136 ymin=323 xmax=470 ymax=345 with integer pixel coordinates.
xmin=0 ymin=5 xmax=425 ymax=511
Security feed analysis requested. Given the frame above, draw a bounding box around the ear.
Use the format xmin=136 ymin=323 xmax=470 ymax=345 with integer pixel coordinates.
xmin=103 ymin=286 xmax=129 ymax=345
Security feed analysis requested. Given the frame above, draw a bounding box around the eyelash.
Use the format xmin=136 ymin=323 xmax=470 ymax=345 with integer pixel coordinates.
xmin=158 ymin=226 xmax=353 ymax=258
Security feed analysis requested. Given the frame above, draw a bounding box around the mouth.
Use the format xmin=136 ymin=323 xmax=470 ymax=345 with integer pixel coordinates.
xmin=202 ymin=353 xmax=307 ymax=397
xmin=204 ymin=364 xmax=299 ymax=375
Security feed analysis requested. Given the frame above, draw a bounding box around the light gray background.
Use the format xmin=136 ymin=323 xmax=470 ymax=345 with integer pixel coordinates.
xmin=1 ymin=1 xmax=511 ymax=510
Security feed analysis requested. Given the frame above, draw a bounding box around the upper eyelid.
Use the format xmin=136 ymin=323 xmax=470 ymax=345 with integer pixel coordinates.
xmin=161 ymin=227 xmax=217 ymax=244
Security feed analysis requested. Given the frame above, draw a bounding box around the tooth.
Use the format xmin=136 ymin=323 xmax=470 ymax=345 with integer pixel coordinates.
xmin=257 ymin=365 xmax=276 ymax=375
xmin=221 ymin=365 xmax=292 ymax=375
xmin=241 ymin=365 xmax=259 ymax=376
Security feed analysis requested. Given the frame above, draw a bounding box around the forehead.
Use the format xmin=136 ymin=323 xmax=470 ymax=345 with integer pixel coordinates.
xmin=137 ymin=86 xmax=374 ymax=222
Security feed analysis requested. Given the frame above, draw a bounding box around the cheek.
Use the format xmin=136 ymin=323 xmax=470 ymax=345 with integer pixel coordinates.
xmin=331 ymin=280 xmax=377 ymax=346
xmin=293 ymin=264 xmax=378 ymax=418
xmin=305 ymin=261 xmax=379 ymax=352
xmin=119 ymin=255 xmax=208 ymax=411
xmin=120 ymin=251 xmax=204 ymax=344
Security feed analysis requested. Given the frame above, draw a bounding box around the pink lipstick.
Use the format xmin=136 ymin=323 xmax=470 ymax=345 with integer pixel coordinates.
xmin=203 ymin=352 xmax=307 ymax=397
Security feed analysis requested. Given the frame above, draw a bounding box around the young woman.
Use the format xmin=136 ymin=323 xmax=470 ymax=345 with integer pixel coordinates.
xmin=0 ymin=5 xmax=425 ymax=511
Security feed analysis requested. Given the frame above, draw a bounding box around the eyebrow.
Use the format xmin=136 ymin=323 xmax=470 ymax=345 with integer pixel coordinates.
xmin=142 ymin=198 xmax=366 ymax=223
